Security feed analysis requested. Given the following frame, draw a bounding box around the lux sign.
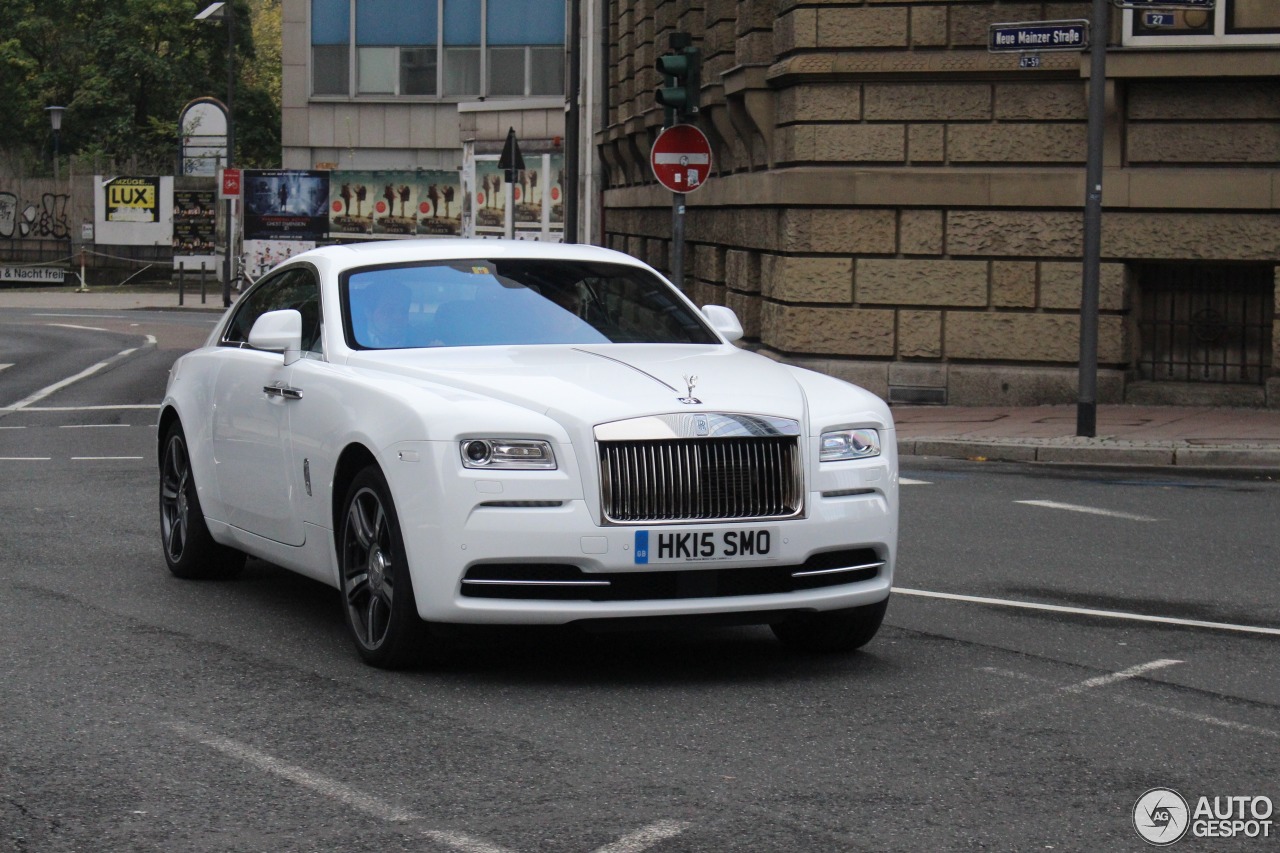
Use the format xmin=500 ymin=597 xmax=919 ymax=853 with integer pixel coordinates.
xmin=107 ymin=184 xmax=156 ymax=208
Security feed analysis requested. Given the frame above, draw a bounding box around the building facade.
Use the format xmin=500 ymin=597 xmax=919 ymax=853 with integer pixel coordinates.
xmin=281 ymin=0 xmax=595 ymax=240
xmin=598 ymin=1 xmax=1280 ymax=407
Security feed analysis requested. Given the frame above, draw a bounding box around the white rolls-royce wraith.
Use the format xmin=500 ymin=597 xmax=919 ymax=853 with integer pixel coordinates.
xmin=158 ymin=239 xmax=898 ymax=667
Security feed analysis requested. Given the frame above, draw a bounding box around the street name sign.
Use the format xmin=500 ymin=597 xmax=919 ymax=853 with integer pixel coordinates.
xmin=989 ymin=20 xmax=1090 ymax=52
xmin=650 ymin=124 xmax=712 ymax=194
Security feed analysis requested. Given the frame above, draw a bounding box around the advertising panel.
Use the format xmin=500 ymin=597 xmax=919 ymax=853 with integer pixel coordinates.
xmin=243 ymin=170 xmax=330 ymax=240
xmin=329 ymin=170 xmax=462 ymax=237
xmin=105 ymin=177 xmax=160 ymax=223
xmin=172 ymin=190 xmax=217 ymax=255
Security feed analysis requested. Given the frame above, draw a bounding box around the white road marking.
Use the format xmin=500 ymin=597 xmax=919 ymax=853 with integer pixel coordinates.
xmin=980 ymin=667 xmax=1280 ymax=739
xmin=72 ymin=456 xmax=145 ymax=461
xmin=895 ymin=587 xmax=1280 ymax=637
xmin=982 ymin=659 xmax=1183 ymax=717
xmin=47 ymin=323 xmax=110 ymax=332
xmin=420 ymin=830 xmax=518 ymax=853
xmin=0 ymin=457 xmax=50 ymax=461
xmin=4 ymin=346 xmax=144 ymax=410
xmin=33 ymin=313 xmax=134 ymax=319
xmin=59 ymin=423 xmax=131 ymax=429
xmin=166 ymin=721 xmax=422 ymax=822
xmin=900 ymin=478 xmax=931 ymax=486
xmin=167 ymin=721 xmax=687 ymax=853
xmin=591 ymin=821 xmax=692 ymax=853
xmin=6 ymin=404 xmax=161 ymax=411
xmin=0 ymin=363 xmax=12 ymax=372
xmin=0 ymin=425 xmax=25 ymax=430
xmin=1014 ymin=499 xmax=1158 ymax=522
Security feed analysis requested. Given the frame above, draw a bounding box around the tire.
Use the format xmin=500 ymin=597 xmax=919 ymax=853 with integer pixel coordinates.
xmin=339 ymin=466 xmax=432 ymax=668
xmin=771 ymin=597 xmax=889 ymax=654
xmin=159 ymin=422 xmax=246 ymax=580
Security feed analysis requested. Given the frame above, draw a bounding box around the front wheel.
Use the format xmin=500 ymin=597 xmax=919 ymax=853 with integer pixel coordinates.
xmin=339 ymin=466 xmax=432 ymax=668
xmin=771 ymin=598 xmax=889 ymax=653
xmin=159 ymin=422 xmax=245 ymax=580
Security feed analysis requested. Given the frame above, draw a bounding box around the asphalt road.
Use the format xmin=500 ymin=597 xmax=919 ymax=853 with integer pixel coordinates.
xmin=2 ymin=308 xmax=1277 ymax=852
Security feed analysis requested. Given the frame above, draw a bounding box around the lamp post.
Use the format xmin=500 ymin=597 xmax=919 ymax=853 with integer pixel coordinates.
xmin=46 ymin=106 xmax=65 ymax=184
xmin=197 ymin=1 xmax=234 ymax=307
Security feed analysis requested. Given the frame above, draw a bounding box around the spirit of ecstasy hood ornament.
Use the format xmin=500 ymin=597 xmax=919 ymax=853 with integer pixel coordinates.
xmin=678 ymin=374 xmax=701 ymax=405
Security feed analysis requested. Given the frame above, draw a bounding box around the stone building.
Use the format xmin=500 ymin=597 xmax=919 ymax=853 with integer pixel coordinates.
xmin=598 ymin=1 xmax=1280 ymax=407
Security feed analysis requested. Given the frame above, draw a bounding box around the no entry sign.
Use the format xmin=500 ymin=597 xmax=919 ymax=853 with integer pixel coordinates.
xmin=650 ymin=125 xmax=712 ymax=193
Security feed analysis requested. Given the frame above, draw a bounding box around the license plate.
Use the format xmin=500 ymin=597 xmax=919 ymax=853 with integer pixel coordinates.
xmin=634 ymin=528 xmax=777 ymax=565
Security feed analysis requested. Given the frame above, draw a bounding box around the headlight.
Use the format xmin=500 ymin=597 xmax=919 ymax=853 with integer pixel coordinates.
xmin=820 ymin=428 xmax=881 ymax=461
xmin=460 ymin=439 xmax=557 ymax=469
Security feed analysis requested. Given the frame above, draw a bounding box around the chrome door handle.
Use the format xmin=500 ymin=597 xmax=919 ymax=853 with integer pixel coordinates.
xmin=263 ymin=384 xmax=303 ymax=400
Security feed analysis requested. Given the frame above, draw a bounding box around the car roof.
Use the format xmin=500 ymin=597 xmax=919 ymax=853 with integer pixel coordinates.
xmin=287 ymin=238 xmax=652 ymax=274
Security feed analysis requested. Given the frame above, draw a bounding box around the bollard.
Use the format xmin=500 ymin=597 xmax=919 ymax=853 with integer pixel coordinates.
xmin=178 ymin=266 xmax=185 ymax=306
xmin=200 ymin=264 xmax=208 ymax=304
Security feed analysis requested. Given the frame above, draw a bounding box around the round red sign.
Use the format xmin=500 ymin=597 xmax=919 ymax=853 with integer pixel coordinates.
xmin=650 ymin=125 xmax=712 ymax=193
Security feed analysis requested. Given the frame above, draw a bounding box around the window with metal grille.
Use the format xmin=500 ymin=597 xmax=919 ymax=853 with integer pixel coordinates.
xmin=1136 ymin=264 xmax=1274 ymax=384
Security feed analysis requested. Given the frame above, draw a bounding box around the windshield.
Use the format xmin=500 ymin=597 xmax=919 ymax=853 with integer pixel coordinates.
xmin=343 ymin=259 xmax=719 ymax=349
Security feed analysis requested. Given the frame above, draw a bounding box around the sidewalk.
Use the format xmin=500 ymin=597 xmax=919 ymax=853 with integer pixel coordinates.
xmin=0 ymin=284 xmax=233 ymax=312
xmin=3 ymin=285 xmax=1279 ymax=470
xmin=895 ymin=404 xmax=1280 ymax=470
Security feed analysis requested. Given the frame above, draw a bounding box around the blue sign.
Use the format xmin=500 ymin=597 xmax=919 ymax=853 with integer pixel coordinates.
xmin=989 ymin=20 xmax=1090 ymax=53
xmin=1143 ymin=11 xmax=1177 ymax=26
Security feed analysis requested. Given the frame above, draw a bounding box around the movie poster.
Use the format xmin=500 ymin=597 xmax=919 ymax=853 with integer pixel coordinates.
xmin=243 ymin=170 xmax=330 ymax=240
xmin=330 ymin=170 xmax=463 ymax=238
xmin=415 ymin=170 xmax=462 ymax=237
xmin=243 ymin=239 xmax=315 ymax=282
xmin=473 ymin=160 xmax=508 ymax=235
xmin=172 ymin=190 xmax=217 ymax=254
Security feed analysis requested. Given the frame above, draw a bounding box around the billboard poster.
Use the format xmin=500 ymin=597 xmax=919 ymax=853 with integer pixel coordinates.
xmin=474 ymin=160 xmax=508 ymax=234
xmin=243 ymin=170 xmax=330 ymax=240
xmin=416 ymin=170 xmax=462 ymax=237
xmin=105 ymin=177 xmax=160 ymax=223
xmin=244 ymin=238 xmax=315 ymax=282
xmin=547 ymin=153 xmax=565 ymax=226
xmin=330 ymin=170 xmax=462 ymax=238
xmin=172 ymin=190 xmax=217 ymax=254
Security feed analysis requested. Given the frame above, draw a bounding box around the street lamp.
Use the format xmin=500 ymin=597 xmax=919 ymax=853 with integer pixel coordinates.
xmin=46 ymin=105 xmax=65 ymax=183
xmin=196 ymin=1 xmax=235 ymax=307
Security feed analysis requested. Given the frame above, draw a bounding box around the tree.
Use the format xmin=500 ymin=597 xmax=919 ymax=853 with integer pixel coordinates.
xmin=0 ymin=0 xmax=281 ymax=174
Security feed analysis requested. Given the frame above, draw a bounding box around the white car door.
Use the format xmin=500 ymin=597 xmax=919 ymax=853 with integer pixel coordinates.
xmin=210 ymin=268 xmax=322 ymax=547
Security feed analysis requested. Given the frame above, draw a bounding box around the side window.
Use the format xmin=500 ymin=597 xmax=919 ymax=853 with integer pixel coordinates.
xmin=222 ymin=268 xmax=324 ymax=354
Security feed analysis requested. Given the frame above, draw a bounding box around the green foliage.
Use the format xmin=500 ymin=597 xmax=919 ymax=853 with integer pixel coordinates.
xmin=0 ymin=0 xmax=281 ymax=173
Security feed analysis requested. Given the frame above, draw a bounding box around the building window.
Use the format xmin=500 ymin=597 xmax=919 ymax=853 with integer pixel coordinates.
xmin=1124 ymin=0 xmax=1280 ymax=46
xmin=310 ymin=0 xmax=564 ymax=99
xmin=1136 ymin=264 xmax=1274 ymax=385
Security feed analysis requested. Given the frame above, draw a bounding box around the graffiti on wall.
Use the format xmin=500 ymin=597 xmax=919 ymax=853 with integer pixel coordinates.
xmin=0 ymin=191 xmax=71 ymax=240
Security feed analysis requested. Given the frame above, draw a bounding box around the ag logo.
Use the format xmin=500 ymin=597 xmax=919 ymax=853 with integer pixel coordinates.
xmin=1134 ymin=788 xmax=1190 ymax=846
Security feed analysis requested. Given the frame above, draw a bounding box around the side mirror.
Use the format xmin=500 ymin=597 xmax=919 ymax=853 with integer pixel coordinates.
xmin=701 ymin=304 xmax=743 ymax=342
xmin=248 ymin=309 xmax=303 ymax=364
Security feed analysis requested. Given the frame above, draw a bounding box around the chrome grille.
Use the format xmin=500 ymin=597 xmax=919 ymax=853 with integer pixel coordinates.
xmin=598 ymin=437 xmax=803 ymax=524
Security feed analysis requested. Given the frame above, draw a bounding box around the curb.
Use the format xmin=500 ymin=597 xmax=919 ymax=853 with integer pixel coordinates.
xmin=898 ymin=438 xmax=1280 ymax=470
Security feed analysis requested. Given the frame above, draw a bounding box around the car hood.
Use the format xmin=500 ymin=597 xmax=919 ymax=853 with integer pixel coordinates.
xmin=346 ymin=344 xmax=819 ymax=429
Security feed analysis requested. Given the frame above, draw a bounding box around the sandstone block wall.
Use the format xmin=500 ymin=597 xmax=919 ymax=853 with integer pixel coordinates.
xmin=599 ymin=0 xmax=1280 ymax=406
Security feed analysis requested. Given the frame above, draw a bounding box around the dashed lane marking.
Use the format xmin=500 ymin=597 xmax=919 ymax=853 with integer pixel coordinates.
xmin=981 ymin=659 xmax=1183 ymax=717
xmin=47 ymin=323 xmax=110 ymax=332
xmin=900 ymin=478 xmax=932 ymax=486
xmin=166 ymin=721 xmax=692 ymax=853
xmin=1014 ymin=499 xmax=1158 ymax=522
xmin=894 ymin=587 xmax=1280 ymax=638
xmin=980 ymin=667 xmax=1280 ymax=739
xmin=3 ymin=342 xmax=152 ymax=411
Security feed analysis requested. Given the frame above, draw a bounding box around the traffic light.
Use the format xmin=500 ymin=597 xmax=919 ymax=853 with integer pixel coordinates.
xmin=655 ymin=33 xmax=700 ymax=125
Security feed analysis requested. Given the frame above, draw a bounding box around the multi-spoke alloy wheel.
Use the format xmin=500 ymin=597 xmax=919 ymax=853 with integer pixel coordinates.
xmin=339 ymin=466 xmax=429 ymax=668
xmin=158 ymin=422 xmax=244 ymax=579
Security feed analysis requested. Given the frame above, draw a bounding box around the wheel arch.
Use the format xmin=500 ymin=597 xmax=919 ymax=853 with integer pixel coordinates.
xmin=157 ymin=405 xmax=181 ymax=467
xmin=331 ymin=441 xmax=381 ymax=533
